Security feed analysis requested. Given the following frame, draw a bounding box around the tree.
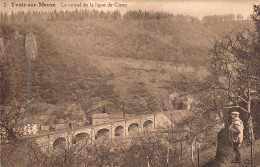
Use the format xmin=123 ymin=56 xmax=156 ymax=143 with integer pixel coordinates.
xmin=209 ymin=26 xmax=259 ymax=141
xmin=0 ymin=24 xmax=25 ymax=142
xmin=252 ymin=5 xmax=260 ymax=40
xmin=121 ymin=131 xmax=168 ymax=167
xmin=178 ymin=8 xmax=260 ymax=165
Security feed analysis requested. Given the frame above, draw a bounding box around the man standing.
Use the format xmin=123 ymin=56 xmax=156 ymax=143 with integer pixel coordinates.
xmin=229 ymin=111 xmax=244 ymax=163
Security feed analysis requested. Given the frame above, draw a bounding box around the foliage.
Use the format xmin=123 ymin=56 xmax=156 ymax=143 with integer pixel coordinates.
xmin=202 ymin=14 xmax=240 ymax=24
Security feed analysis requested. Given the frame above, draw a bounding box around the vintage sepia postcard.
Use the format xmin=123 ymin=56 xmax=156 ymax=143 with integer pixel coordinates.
xmin=0 ymin=0 xmax=260 ymax=166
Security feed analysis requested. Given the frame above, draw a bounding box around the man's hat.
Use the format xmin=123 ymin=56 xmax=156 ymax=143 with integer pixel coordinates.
xmin=231 ymin=111 xmax=240 ymax=115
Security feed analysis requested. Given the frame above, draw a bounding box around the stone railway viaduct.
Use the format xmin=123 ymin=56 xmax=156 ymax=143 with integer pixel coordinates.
xmin=31 ymin=113 xmax=171 ymax=150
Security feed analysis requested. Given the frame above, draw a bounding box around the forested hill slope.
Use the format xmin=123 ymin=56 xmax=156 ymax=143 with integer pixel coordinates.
xmin=43 ymin=17 xmax=211 ymax=66
xmin=40 ymin=12 xmax=252 ymax=66
xmin=0 ymin=11 xmax=253 ymax=124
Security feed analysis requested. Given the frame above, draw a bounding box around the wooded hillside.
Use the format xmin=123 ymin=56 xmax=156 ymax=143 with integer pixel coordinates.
xmin=0 ymin=10 xmax=253 ymax=124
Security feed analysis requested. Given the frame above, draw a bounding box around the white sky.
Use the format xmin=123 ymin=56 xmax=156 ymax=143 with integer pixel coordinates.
xmin=0 ymin=0 xmax=259 ymax=19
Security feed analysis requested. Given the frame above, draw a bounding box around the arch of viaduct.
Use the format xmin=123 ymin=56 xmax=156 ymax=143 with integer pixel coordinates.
xmin=33 ymin=113 xmax=171 ymax=150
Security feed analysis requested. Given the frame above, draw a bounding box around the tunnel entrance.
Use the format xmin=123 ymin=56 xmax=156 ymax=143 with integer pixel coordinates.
xmin=177 ymin=102 xmax=186 ymax=110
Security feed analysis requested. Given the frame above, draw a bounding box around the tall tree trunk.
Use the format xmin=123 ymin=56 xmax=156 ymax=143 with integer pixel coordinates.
xmin=246 ymin=82 xmax=255 ymax=141
xmin=248 ymin=114 xmax=255 ymax=141
xmin=247 ymin=100 xmax=255 ymax=142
